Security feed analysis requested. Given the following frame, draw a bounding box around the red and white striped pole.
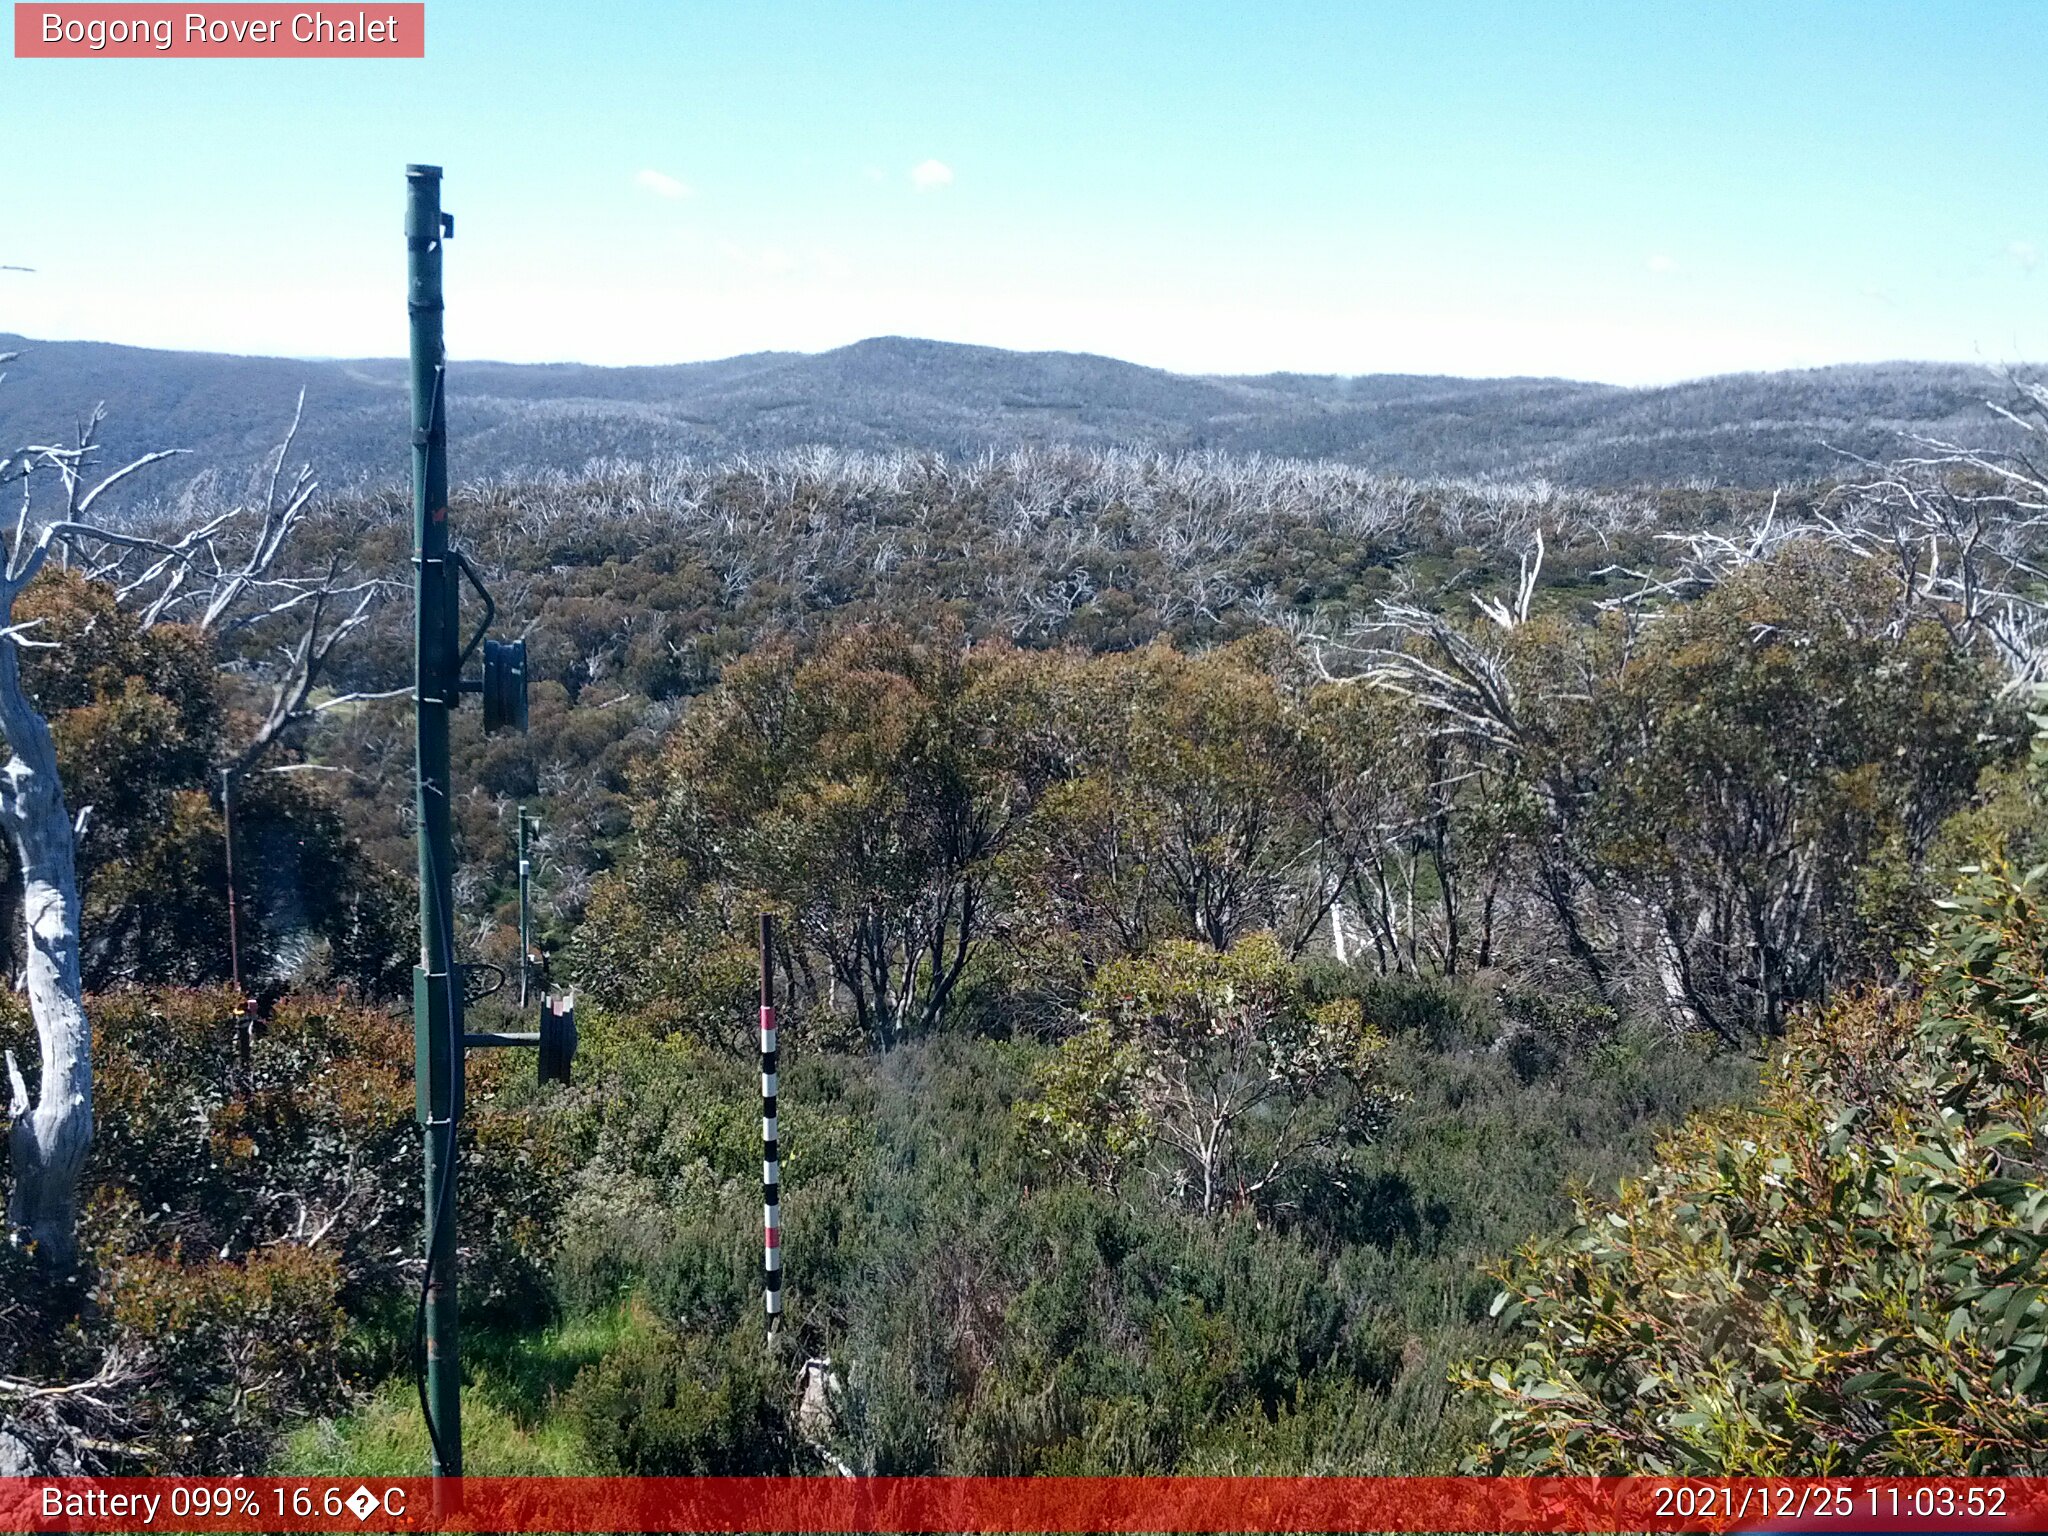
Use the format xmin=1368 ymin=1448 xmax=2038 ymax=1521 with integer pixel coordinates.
xmin=760 ymin=913 xmax=782 ymax=1333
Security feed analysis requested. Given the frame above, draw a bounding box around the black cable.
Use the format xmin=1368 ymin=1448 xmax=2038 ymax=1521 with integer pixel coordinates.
xmin=413 ymin=1108 xmax=457 ymax=1473
xmin=411 ymin=800 xmax=462 ymax=1474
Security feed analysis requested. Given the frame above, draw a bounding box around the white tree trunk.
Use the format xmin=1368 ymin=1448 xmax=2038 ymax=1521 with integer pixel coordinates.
xmin=1646 ymin=898 xmax=1705 ymax=1037
xmin=0 ymin=637 xmax=90 ymax=1267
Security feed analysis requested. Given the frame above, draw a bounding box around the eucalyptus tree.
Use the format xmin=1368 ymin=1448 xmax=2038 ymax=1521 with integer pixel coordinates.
xmin=0 ymin=376 xmax=393 ymax=1263
xmin=1316 ymin=521 xmax=2017 ymax=1038
xmin=1019 ymin=932 xmax=1390 ymax=1218
xmin=618 ymin=624 xmax=1046 ymax=1052
xmin=0 ymin=402 xmax=178 ymax=1263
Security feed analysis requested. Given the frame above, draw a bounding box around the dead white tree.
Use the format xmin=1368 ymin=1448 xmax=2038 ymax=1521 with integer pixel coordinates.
xmin=1473 ymin=528 xmax=1544 ymax=630
xmin=0 ymin=385 xmax=186 ymax=1263
xmin=1814 ymin=385 xmax=2048 ymax=688
xmin=1308 ymin=539 xmax=1636 ymax=1005
xmin=0 ymin=375 xmax=394 ymax=1264
xmin=87 ymin=390 xmax=405 ymax=777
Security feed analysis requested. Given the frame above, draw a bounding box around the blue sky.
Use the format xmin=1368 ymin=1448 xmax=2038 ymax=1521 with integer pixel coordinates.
xmin=2 ymin=1 xmax=2044 ymax=383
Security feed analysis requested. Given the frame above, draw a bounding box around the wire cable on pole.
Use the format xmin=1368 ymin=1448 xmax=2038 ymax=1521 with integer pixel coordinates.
xmin=412 ymin=818 xmax=461 ymax=1473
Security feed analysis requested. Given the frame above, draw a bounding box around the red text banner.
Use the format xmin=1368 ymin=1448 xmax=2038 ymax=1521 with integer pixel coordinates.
xmin=1 ymin=1477 xmax=2046 ymax=1533
xmin=14 ymin=4 xmax=424 ymax=57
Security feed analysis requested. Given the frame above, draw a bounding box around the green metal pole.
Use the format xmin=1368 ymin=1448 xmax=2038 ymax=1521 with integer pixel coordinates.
xmin=407 ymin=162 xmax=463 ymax=1479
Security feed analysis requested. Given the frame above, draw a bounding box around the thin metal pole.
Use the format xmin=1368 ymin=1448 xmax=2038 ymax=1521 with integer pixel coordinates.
xmin=220 ymin=767 xmax=241 ymax=993
xmin=760 ymin=913 xmax=782 ymax=1333
xmin=408 ymin=162 xmax=463 ymax=1479
xmin=517 ymin=807 xmax=530 ymax=1009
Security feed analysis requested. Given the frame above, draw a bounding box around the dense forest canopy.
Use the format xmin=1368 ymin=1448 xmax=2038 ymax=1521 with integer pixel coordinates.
xmin=3 ymin=369 xmax=2048 ymax=1474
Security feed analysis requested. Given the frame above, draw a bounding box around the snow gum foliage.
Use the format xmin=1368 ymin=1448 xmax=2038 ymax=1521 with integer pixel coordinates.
xmin=1020 ymin=935 xmax=1390 ymax=1216
xmin=1461 ymin=835 xmax=2048 ymax=1471
xmin=1 ymin=428 xmax=2031 ymax=1474
xmin=0 ymin=987 xmax=573 ymax=1471
xmin=551 ymin=484 xmax=2030 ymax=1474
xmin=3 ymin=568 xmax=407 ymax=994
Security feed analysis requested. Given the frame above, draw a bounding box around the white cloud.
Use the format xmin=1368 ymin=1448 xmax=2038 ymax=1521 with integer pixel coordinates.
xmin=2009 ymin=240 xmax=2039 ymax=271
xmin=910 ymin=159 xmax=954 ymax=192
xmin=634 ymin=169 xmax=692 ymax=200
xmin=1646 ymin=253 xmax=1678 ymax=275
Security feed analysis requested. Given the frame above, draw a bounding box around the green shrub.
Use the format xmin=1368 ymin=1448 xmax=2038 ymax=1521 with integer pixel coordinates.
xmin=1019 ymin=934 xmax=1390 ymax=1218
xmin=103 ymin=1244 xmax=348 ymax=1472
xmin=0 ymin=986 xmax=572 ymax=1471
xmin=534 ymin=987 xmax=1743 ymax=1478
xmin=566 ymin=1322 xmax=789 ymax=1473
xmin=1458 ymin=857 xmax=2048 ymax=1473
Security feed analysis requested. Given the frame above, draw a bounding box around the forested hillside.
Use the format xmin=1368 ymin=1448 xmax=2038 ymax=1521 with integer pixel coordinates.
xmin=0 ymin=332 xmax=2031 ymax=492
xmin=2 ymin=375 xmax=2047 ymax=1475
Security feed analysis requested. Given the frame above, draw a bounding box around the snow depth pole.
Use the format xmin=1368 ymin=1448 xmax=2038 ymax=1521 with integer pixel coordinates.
xmin=408 ymin=162 xmax=464 ymax=1479
xmin=761 ymin=913 xmax=783 ymax=1333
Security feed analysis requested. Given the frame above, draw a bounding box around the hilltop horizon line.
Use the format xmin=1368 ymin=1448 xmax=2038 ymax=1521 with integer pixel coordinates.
xmin=5 ymin=328 xmax=2033 ymax=395
xmin=0 ymin=329 xmax=2034 ymax=493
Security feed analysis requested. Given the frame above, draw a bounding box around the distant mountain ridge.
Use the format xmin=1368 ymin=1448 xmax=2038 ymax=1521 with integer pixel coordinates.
xmin=0 ymin=332 xmax=2029 ymax=494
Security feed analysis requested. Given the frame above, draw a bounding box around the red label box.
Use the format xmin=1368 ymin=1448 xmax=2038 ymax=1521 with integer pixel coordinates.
xmin=14 ymin=3 xmax=424 ymax=57
xmin=4 ymin=1477 xmax=2048 ymax=1533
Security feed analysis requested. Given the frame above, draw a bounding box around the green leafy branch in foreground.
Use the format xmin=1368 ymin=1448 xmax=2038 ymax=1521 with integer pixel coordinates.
xmin=1459 ymin=842 xmax=2048 ymax=1473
